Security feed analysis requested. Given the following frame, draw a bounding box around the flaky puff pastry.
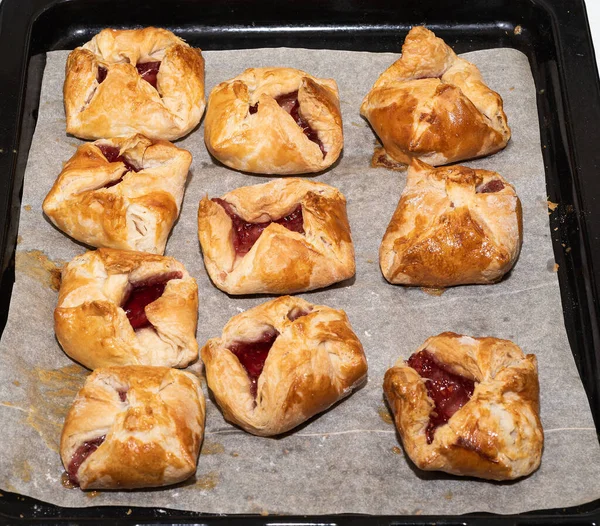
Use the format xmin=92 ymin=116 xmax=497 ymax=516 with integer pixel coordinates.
xmin=361 ymin=26 xmax=510 ymax=169
xmin=202 ymin=296 xmax=367 ymax=436
xmin=383 ymin=333 xmax=543 ymax=480
xmin=61 ymin=366 xmax=205 ymax=489
xmin=43 ymin=135 xmax=191 ymax=255
xmin=198 ymin=178 xmax=355 ymax=294
xmin=380 ymin=159 xmax=522 ymax=287
xmin=204 ymin=67 xmax=343 ymax=174
xmin=55 ymin=248 xmax=198 ymax=370
xmin=64 ymin=27 xmax=205 ymax=141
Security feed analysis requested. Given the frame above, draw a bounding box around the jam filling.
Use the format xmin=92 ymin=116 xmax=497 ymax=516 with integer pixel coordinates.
xmin=407 ymin=350 xmax=475 ymax=444
xmin=248 ymin=90 xmax=326 ymax=157
xmin=122 ymin=271 xmax=183 ymax=330
xmin=476 ymin=179 xmax=505 ymax=194
xmin=212 ymin=198 xmax=304 ymax=257
xmin=287 ymin=307 xmax=312 ymax=322
xmin=97 ymin=65 xmax=108 ymax=84
xmin=67 ymin=435 xmax=106 ymax=486
xmin=96 ymin=61 xmax=161 ymax=89
xmin=117 ymin=388 xmax=128 ymax=402
xmin=97 ymin=144 xmax=140 ymax=188
xmin=228 ymin=329 xmax=280 ymax=397
xmin=136 ymin=61 xmax=161 ymax=89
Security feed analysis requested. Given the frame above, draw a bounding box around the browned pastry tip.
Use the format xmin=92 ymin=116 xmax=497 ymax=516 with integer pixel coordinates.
xmin=55 ymin=248 xmax=198 ymax=370
xmin=201 ymin=295 xmax=368 ymax=436
xmin=383 ymin=332 xmax=543 ymax=480
xmin=379 ymin=159 xmax=522 ymax=287
xmin=64 ymin=27 xmax=205 ymax=140
xmin=60 ymin=366 xmax=205 ymax=489
xmin=197 ymin=178 xmax=355 ymax=295
xmin=204 ymin=67 xmax=343 ymax=174
xmin=361 ymin=26 xmax=510 ymax=167
xmin=43 ymin=134 xmax=191 ymax=255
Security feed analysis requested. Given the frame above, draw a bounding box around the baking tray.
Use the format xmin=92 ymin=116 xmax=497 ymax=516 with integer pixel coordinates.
xmin=1 ymin=0 xmax=600 ymax=524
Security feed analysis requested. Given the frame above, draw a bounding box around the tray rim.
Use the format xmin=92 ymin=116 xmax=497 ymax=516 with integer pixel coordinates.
xmin=1 ymin=0 xmax=600 ymax=523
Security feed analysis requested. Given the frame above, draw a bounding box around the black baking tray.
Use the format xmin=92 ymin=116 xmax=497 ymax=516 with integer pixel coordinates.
xmin=1 ymin=0 xmax=600 ymax=524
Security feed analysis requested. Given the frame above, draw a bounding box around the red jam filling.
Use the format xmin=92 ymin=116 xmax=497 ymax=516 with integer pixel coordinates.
xmin=248 ymin=91 xmax=326 ymax=157
xmin=212 ymin=198 xmax=304 ymax=257
xmin=136 ymin=61 xmax=161 ymax=89
xmin=67 ymin=435 xmax=106 ymax=486
xmin=117 ymin=388 xmax=128 ymax=402
xmin=122 ymin=271 xmax=183 ymax=330
xmin=476 ymin=179 xmax=505 ymax=193
xmin=287 ymin=307 xmax=311 ymax=322
xmin=97 ymin=65 xmax=107 ymax=84
xmin=228 ymin=329 xmax=279 ymax=397
xmin=97 ymin=144 xmax=140 ymax=188
xmin=407 ymin=350 xmax=475 ymax=444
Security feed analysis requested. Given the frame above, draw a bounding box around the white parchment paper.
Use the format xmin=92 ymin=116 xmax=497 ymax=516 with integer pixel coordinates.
xmin=1 ymin=47 xmax=599 ymax=515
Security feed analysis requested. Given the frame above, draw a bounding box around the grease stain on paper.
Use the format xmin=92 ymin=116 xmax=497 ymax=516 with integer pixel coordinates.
xmin=378 ymin=406 xmax=394 ymax=425
xmin=15 ymin=249 xmax=65 ymax=291
xmin=193 ymin=471 xmax=219 ymax=491
xmin=201 ymin=441 xmax=225 ymax=455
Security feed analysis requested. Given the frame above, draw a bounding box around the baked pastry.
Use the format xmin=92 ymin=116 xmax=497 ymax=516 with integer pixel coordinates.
xmin=383 ymin=332 xmax=543 ymax=480
xmin=204 ymin=67 xmax=343 ymax=174
xmin=201 ymin=296 xmax=367 ymax=436
xmin=43 ymin=135 xmax=191 ymax=255
xmin=379 ymin=159 xmax=522 ymax=287
xmin=55 ymin=248 xmax=198 ymax=369
xmin=60 ymin=366 xmax=205 ymax=489
xmin=197 ymin=178 xmax=355 ymax=294
xmin=360 ymin=26 xmax=510 ymax=169
xmin=64 ymin=27 xmax=205 ymax=141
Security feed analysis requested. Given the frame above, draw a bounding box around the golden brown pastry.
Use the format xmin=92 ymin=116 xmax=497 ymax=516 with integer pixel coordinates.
xmin=60 ymin=366 xmax=205 ymax=489
xmin=43 ymin=135 xmax=191 ymax=255
xmin=204 ymin=67 xmax=343 ymax=174
xmin=64 ymin=27 xmax=205 ymax=141
xmin=379 ymin=159 xmax=522 ymax=287
xmin=197 ymin=178 xmax=355 ymax=295
xmin=201 ymin=296 xmax=367 ymax=436
xmin=361 ymin=26 xmax=510 ymax=169
xmin=383 ymin=332 xmax=543 ymax=480
xmin=55 ymin=248 xmax=198 ymax=370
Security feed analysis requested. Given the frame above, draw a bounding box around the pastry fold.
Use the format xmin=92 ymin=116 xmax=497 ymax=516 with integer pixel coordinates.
xmin=379 ymin=159 xmax=522 ymax=287
xmin=198 ymin=178 xmax=355 ymax=294
xmin=55 ymin=248 xmax=198 ymax=369
xmin=64 ymin=27 xmax=205 ymax=140
xmin=60 ymin=366 xmax=205 ymax=489
xmin=204 ymin=67 xmax=343 ymax=174
xmin=43 ymin=134 xmax=191 ymax=255
xmin=201 ymin=296 xmax=368 ymax=436
xmin=383 ymin=332 xmax=543 ymax=480
xmin=361 ymin=26 xmax=510 ymax=168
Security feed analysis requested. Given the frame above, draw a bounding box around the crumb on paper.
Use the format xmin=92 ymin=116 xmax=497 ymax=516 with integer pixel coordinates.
xmin=547 ymin=200 xmax=558 ymax=212
xmin=378 ymin=406 xmax=394 ymax=425
xmin=554 ymin=263 xmax=559 ymax=272
xmin=514 ymin=25 xmax=522 ymax=35
xmin=392 ymin=446 xmax=402 ymax=455
xmin=126 ymin=509 xmax=132 ymax=515
xmin=421 ymin=287 xmax=445 ymax=296
xmin=260 ymin=510 xmax=269 ymax=517
xmin=23 ymin=205 xmax=32 ymax=212
xmin=15 ymin=249 xmax=66 ymax=292
xmin=86 ymin=490 xmax=101 ymax=499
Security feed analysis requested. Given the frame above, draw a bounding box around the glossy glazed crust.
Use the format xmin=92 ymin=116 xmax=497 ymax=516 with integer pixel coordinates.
xmin=204 ymin=67 xmax=343 ymax=174
xmin=383 ymin=332 xmax=543 ymax=480
xmin=55 ymin=248 xmax=198 ymax=369
xmin=379 ymin=159 xmax=522 ymax=287
xmin=43 ymin=135 xmax=191 ymax=254
xmin=60 ymin=366 xmax=205 ymax=490
xmin=201 ymin=296 xmax=368 ymax=436
xmin=197 ymin=178 xmax=355 ymax=294
xmin=360 ymin=26 xmax=510 ymax=168
xmin=64 ymin=27 xmax=205 ymax=141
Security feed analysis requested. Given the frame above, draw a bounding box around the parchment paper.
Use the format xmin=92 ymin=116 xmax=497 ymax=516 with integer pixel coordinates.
xmin=1 ymin=46 xmax=599 ymax=516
